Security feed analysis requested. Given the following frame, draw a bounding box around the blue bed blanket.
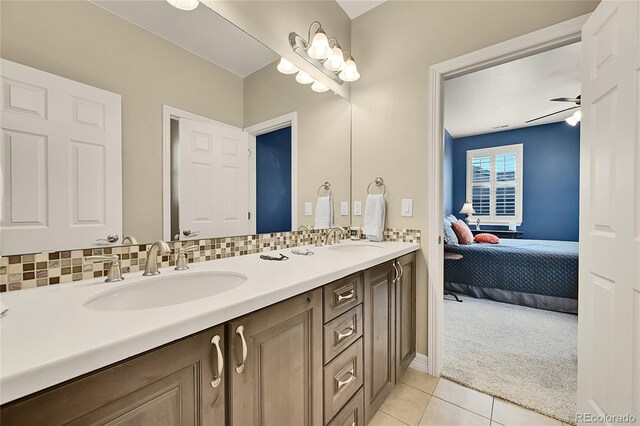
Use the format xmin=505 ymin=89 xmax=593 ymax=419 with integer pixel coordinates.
xmin=444 ymin=239 xmax=579 ymax=300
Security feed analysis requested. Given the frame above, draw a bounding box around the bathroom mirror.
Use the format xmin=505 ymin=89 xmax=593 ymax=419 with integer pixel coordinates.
xmin=0 ymin=0 xmax=351 ymax=254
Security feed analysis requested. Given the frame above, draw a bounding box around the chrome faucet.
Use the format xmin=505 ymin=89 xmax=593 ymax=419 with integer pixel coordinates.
xmin=326 ymin=226 xmax=347 ymax=245
xmin=121 ymin=235 xmax=138 ymax=245
xmin=143 ymin=240 xmax=171 ymax=276
xmin=313 ymin=232 xmax=324 ymax=247
xmin=174 ymin=244 xmax=200 ymax=271
xmin=297 ymin=225 xmax=312 ymax=231
xmin=85 ymin=254 xmax=124 ymax=283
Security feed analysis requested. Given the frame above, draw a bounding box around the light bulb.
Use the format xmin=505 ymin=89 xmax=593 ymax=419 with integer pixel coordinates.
xmin=166 ymin=0 xmax=199 ymax=11
xmin=307 ymin=30 xmax=332 ymax=60
xmin=565 ymin=116 xmax=578 ymax=126
xmin=324 ymin=45 xmax=345 ymax=72
xmin=338 ymin=58 xmax=360 ymax=82
xmin=277 ymin=57 xmax=298 ymax=75
xmin=295 ymin=70 xmax=314 ymax=84
xmin=311 ymin=80 xmax=329 ymax=93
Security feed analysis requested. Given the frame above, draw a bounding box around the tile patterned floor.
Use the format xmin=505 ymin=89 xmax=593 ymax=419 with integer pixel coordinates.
xmin=371 ymin=368 xmax=572 ymax=426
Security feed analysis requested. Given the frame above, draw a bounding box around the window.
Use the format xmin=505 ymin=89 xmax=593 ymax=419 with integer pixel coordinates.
xmin=466 ymin=144 xmax=523 ymax=225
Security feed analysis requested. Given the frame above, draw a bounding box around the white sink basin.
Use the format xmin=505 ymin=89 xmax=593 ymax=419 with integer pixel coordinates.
xmin=84 ymin=272 xmax=247 ymax=311
xmin=328 ymin=244 xmax=384 ymax=253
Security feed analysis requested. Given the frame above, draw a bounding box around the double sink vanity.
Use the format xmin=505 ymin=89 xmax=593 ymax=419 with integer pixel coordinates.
xmin=0 ymin=240 xmax=418 ymax=425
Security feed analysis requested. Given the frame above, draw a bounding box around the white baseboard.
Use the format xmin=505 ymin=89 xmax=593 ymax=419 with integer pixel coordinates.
xmin=409 ymin=353 xmax=429 ymax=373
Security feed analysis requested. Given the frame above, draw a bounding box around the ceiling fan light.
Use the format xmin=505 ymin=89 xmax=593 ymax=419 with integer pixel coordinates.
xmin=566 ymin=116 xmax=578 ymax=126
xmin=324 ymin=45 xmax=345 ymax=72
xmin=311 ymin=80 xmax=329 ymax=93
xmin=295 ymin=70 xmax=314 ymax=84
xmin=166 ymin=0 xmax=199 ymax=11
xmin=573 ymin=110 xmax=582 ymax=121
xmin=338 ymin=58 xmax=360 ymax=82
xmin=277 ymin=57 xmax=299 ymax=75
xmin=308 ymin=29 xmax=332 ymax=60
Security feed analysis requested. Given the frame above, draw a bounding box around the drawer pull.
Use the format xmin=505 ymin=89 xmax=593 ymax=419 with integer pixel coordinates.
xmin=235 ymin=325 xmax=247 ymax=374
xmin=337 ymin=289 xmax=355 ymax=302
xmin=210 ymin=335 xmax=224 ymax=388
xmin=337 ymin=369 xmax=356 ymax=390
xmin=392 ymin=262 xmax=400 ymax=283
xmin=336 ymin=326 xmax=355 ymax=341
xmin=398 ymin=261 xmax=404 ymax=280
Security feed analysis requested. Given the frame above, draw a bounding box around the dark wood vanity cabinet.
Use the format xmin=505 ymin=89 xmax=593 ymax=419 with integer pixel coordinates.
xmin=226 ymin=289 xmax=323 ymax=426
xmin=0 ymin=324 xmax=226 ymax=426
xmin=1 ymin=253 xmax=417 ymax=426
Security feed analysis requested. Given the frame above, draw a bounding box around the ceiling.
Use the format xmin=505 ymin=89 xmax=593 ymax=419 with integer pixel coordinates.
xmin=336 ymin=0 xmax=387 ymax=19
xmin=444 ymin=42 xmax=581 ymax=138
xmin=91 ymin=1 xmax=278 ymax=77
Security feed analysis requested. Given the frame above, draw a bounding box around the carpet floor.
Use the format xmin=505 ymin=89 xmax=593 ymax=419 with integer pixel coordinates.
xmin=443 ymin=294 xmax=578 ymax=425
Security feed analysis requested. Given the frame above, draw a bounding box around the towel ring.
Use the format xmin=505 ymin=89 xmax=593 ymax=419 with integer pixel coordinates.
xmin=317 ymin=181 xmax=332 ymax=196
xmin=367 ymin=177 xmax=386 ymax=196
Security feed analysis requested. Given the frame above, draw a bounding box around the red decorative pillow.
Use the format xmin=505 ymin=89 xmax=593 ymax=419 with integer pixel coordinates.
xmin=451 ymin=220 xmax=474 ymax=245
xmin=475 ymin=233 xmax=500 ymax=244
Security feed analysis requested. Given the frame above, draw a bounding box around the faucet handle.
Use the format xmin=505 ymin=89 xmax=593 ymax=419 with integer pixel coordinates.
xmin=174 ymin=245 xmax=199 ymax=271
xmin=85 ymin=255 xmax=124 ymax=283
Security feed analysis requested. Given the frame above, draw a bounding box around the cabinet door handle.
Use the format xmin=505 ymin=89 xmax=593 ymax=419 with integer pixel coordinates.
xmin=392 ymin=262 xmax=399 ymax=283
xmin=397 ymin=261 xmax=404 ymax=281
xmin=210 ymin=335 xmax=224 ymax=388
xmin=337 ymin=369 xmax=356 ymax=390
xmin=235 ymin=325 xmax=247 ymax=374
xmin=336 ymin=326 xmax=354 ymax=341
xmin=337 ymin=289 xmax=355 ymax=302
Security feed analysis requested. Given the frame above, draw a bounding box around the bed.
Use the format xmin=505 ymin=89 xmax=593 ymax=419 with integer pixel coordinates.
xmin=444 ymin=239 xmax=579 ymax=313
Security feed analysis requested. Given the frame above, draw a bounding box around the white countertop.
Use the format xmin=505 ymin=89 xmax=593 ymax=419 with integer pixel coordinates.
xmin=0 ymin=241 xmax=418 ymax=405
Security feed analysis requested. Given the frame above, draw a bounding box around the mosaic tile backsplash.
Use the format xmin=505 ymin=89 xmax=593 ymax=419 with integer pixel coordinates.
xmin=0 ymin=228 xmax=420 ymax=292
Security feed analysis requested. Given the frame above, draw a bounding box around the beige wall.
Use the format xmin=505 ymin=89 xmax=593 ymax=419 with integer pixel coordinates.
xmin=0 ymin=0 xmax=244 ymax=243
xmin=350 ymin=0 xmax=599 ymax=355
xmin=205 ymin=0 xmax=352 ymax=100
xmin=244 ymin=62 xmax=351 ymax=228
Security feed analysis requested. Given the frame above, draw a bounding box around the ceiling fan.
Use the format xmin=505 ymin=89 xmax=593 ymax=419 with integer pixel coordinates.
xmin=526 ymin=95 xmax=581 ymax=124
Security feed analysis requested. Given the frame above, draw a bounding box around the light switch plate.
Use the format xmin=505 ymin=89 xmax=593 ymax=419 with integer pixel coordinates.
xmin=353 ymin=201 xmax=362 ymax=216
xmin=340 ymin=201 xmax=349 ymax=216
xmin=401 ymin=199 xmax=413 ymax=217
xmin=304 ymin=202 xmax=312 ymax=216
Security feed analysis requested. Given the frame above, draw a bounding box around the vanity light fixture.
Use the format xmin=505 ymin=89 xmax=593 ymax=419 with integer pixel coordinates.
xmin=277 ymin=57 xmax=299 ymax=74
xmin=311 ymin=80 xmax=329 ymax=93
xmin=166 ymin=0 xmax=199 ymax=11
xmin=295 ymin=70 xmax=315 ymax=84
xmin=280 ymin=20 xmax=360 ymax=88
xmin=565 ymin=109 xmax=581 ymax=126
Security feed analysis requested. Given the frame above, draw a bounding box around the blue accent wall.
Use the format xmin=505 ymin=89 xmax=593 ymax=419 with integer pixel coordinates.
xmin=256 ymin=127 xmax=291 ymax=234
xmin=451 ymin=122 xmax=580 ymax=241
xmin=444 ymin=130 xmax=454 ymax=216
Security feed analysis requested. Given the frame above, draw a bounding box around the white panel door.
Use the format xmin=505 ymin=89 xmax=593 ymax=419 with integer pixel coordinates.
xmin=178 ymin=118 xmax=249 ymax=239
xmin=578 ymin=1 xmax=640 ymax=424
xmin=0 ymin=59 xmax=122 ymax=254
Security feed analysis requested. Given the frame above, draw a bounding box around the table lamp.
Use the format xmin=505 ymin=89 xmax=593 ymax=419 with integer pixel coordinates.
xmin=459 ymin=202 xmax=475 ymax=223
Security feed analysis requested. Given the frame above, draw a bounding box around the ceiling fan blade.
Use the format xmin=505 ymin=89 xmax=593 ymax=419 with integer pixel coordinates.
xmin=550 ymin=96 xmax=581 ymax=104
xmin=525 ymin=106 xmax=580 ymax=124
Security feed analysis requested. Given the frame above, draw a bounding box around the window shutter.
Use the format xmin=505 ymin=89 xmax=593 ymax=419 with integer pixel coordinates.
xmin=495 ymin=153 xmax=517 ymax=217
xmin=471 ymin=155 xmax=491 ymax=215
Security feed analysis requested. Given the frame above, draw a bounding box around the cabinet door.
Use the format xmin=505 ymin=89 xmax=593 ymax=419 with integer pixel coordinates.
xmin=363 ymin=261 xmax=396 ymax=424
xmin=228 ymin=289 xmax=323 ymax=426
xmin=395 ymin=253 xmax=417 ymax=376
xmin=0 ymin=325 xmax=226 ymax=426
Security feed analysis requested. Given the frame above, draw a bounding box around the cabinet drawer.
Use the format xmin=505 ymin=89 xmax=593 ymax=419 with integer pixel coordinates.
xmin=324 ymin=273 xmax=363 ymax=322
xmin=326 ymin=388 xmax=364 ymax=426
xmin=324 ymin=305 xmax=363 ymax=363
xmin=324 ymin=338 xmax=363 ymax=422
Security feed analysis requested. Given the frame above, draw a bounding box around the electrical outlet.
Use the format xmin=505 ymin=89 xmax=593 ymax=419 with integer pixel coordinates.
xmin=341 ymin=201 xmax=349 ymax=216
xmin=353 ymin=201 xmax=362 ymax=216
xmin=401 ymin=199 xmax=413 ymax=217
xmin=304 ymin=202 xmax=312 ymax=216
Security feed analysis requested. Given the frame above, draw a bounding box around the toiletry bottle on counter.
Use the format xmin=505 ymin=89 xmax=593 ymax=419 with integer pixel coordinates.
xmin=350 ymin=228 xmax=360 ymax=241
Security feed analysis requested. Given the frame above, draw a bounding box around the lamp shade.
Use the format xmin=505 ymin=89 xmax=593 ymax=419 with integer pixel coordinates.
xmin=459 ymin=202 xmax=476 ymax=215
xmin=311 ymin=80 xmax=329 ymax=93
xmin=295 ymin=70 xmax=314 ymax=85
xmin=277 ymin=57 xmax=298 ymax=75
xmin=338 ymin=58 xmax=360 ymax=82
xmin=166 ymin=0 xmax=199 ymax=10
xmin=324 ymin=45 xmax=345 ymax=72
xmin=307 ymin=30 xmax=331 ymax=60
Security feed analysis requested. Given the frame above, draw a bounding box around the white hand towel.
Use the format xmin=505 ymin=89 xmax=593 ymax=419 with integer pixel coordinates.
xmin=363 ymin=194 xmax=386 ymax=242
xmin=0 ymin=302 xmax=8 ymax=318
xmin=314 ymin=196 xmax=333 ymax=230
